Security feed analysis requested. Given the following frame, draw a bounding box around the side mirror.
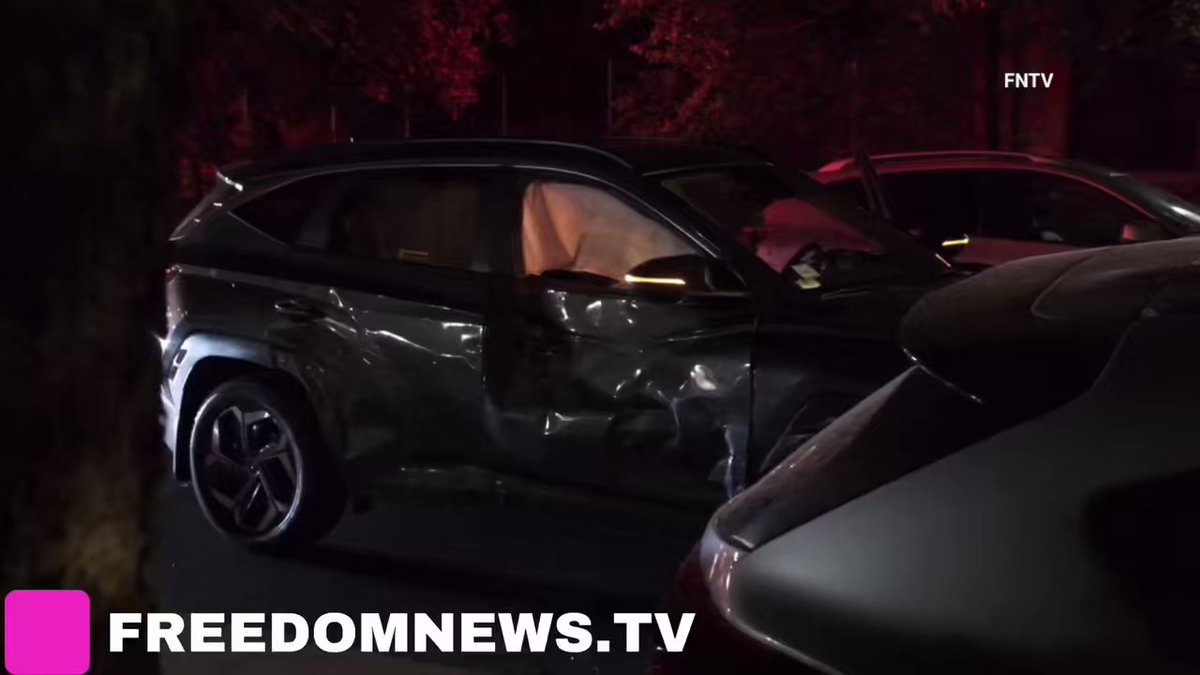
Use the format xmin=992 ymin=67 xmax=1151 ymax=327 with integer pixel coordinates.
xmin=626 ymin=255 xmax=741 ymax=292
xmin=1120 ymin=219 xmax=1164 ymax=244
xmin=938 ymin=233 xmax=971 ymax=259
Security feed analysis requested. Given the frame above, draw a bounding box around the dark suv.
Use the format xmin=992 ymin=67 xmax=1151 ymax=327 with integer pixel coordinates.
xmin=162 ymin=138 xmax=953 ymax=546
xmin=657 ymin=237 xmax=1200 ymax=674
xmin=814 ymin=151 xmax=1200 ymax=268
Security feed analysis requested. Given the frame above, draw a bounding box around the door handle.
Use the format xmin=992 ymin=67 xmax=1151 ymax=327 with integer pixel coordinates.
xmin=274 ymin=299 xmax=325 ymax=322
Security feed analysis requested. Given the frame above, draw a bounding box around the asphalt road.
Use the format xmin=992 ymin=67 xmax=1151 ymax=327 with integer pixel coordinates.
xmin=153 ymin=479 xmax=709 ymax=674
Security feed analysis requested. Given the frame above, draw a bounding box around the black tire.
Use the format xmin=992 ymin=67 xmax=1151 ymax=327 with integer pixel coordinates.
xmin=188 ymin=373 xmax=346 ymax=549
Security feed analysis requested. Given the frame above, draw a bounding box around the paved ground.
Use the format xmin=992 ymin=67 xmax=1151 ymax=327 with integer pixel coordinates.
xmin=154 ymin=481 xmax=708 ymax=674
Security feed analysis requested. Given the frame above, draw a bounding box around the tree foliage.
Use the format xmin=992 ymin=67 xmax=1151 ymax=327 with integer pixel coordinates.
xmin=599 ymin=0 xmax=1200 ymax=161
xmin=180 ymin=0 xmax=512 ymax=200
xmin=268 ymin=0 xmax=512 ymax=114
xmin=599 ymin=0 xmax=982 ymax=159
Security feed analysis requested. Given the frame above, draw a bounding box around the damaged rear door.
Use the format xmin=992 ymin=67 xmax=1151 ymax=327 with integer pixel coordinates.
xmin=483 ymin=169 xmax=756 ymax=510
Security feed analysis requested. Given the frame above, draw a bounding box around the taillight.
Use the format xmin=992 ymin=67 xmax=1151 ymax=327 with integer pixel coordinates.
xmin=652 ymin=533 xmax=813 ymax=674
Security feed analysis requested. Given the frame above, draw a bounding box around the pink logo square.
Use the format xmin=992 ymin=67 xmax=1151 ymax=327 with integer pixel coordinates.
xmin=5 ymin=590 xmax=90 ymax=675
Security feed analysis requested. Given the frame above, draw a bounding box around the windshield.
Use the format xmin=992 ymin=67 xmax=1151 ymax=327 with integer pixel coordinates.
xmin=1113 ymin=175 xmax=1200 ymax=234
xmin=1071 ymin=161 xmax=1200 ymax=234
xmin=659 ymin=164 xmax=947 ymax=291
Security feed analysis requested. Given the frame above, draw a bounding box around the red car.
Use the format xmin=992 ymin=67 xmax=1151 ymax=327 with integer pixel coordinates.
xmin=813 ymin=151 xmax=1200 ymax=268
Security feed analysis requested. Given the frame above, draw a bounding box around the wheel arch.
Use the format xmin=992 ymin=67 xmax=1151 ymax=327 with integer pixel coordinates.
xmin=170 ymin=334 xmax=330 ymax=481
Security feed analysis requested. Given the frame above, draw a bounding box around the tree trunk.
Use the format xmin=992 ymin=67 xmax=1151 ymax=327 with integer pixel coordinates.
xmin=1 ymin=2 xmax=186 ymax=673
xmin=977 ymin=9 xmax=1002 ymax=149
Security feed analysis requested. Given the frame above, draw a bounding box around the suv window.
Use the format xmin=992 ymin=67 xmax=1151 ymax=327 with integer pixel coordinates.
xmin=232 ymin=174 xmax=343 ymax=244
xmin=880 ymin=171 xmax=980 ymax=243
xmin=329 ymin=170 xmax=485 ymax=271
xmin=824 ymin=179 xmax=868 ymax=213
xmin=520 ymin=180 xmax=699 ymax=283
xmin=980 ymin=171 xmax=1141 ymax=246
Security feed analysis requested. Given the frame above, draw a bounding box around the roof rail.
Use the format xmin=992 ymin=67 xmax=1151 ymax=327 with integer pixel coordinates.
xmin=218 ymin=137 xmax=637 ymax=182
xmin=816 ymin=150 xmax=1057 ymax=173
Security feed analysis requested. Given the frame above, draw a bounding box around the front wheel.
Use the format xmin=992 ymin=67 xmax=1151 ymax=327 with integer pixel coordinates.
xmin=188 ymin=374 xmax=345 ymax=549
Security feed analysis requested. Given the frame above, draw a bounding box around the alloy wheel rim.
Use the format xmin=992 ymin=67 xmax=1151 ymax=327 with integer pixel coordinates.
xmin=201 ymin=405 xmax=300 ymax=536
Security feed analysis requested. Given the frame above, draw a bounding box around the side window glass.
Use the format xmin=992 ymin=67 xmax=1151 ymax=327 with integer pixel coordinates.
xmin=232 ymin=174 xmax=341 ymax=244
xmin=662 ymin=168 xmax=886 ymax=283
xmin=329 ymin=171 xmax=485 ymax=271
xmin=825 ymin=180 xmax=869 ymax=212
xmin=520 ymin=181 xmax=711 ymax=287
xmin=882 ymin=172 xmax=979 ymax=244
xmin=982 ymin=172 xmax=1140 ymax=246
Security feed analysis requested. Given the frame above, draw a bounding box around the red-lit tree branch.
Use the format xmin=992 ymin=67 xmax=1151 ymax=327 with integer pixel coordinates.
xmin=599 ymin=0 xmax=1200 ymax=163
xmin=177 ymin=0 xmax=512 ymax=201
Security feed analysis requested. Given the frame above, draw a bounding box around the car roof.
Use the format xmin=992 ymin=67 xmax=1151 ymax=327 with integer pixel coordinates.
xmin=218 ymin=138 xmax=768 ymax=185
xmin=810 ymin=150 xmax=1197 ymax=228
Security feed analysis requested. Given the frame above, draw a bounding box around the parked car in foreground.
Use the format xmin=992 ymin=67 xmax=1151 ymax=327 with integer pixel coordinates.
xmin=657 ymin=237 xmax=1200 ymax=673
xmin=161 ymin=138 xmax=960 ymax=546
xmin=814 ymin=150 xmax=1200 ymax=268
